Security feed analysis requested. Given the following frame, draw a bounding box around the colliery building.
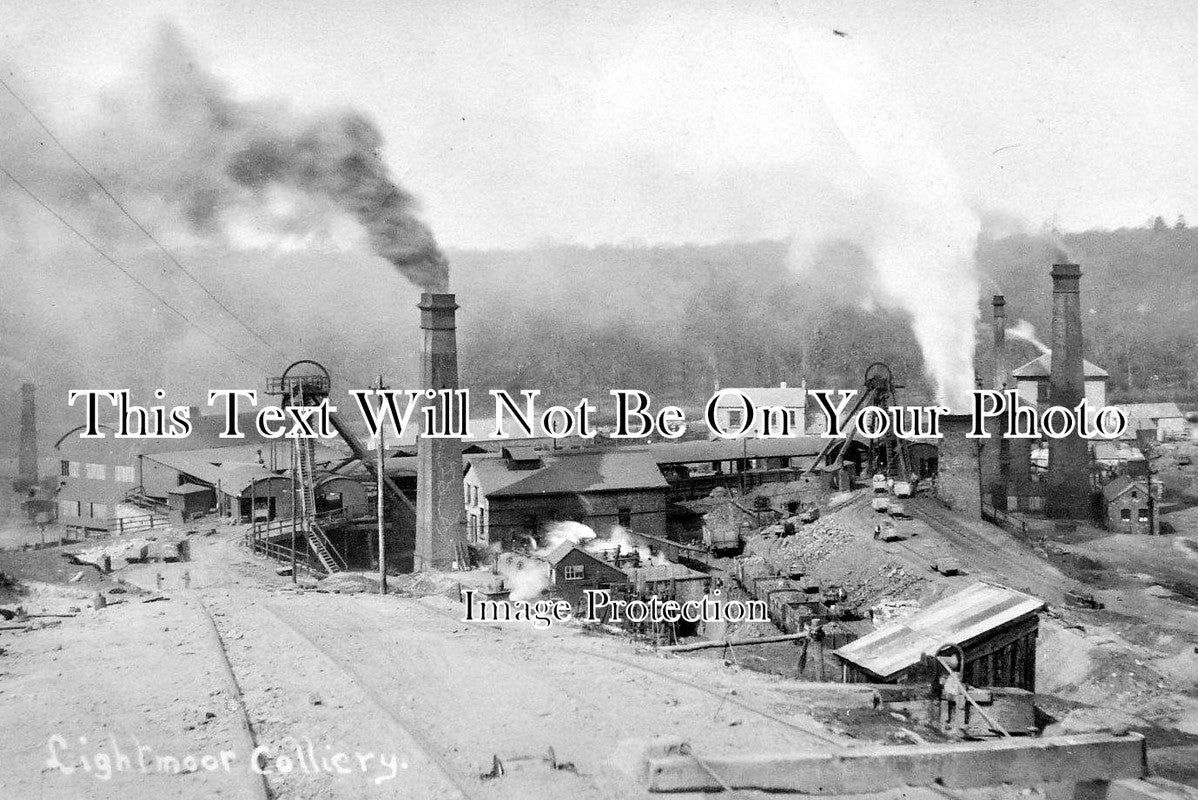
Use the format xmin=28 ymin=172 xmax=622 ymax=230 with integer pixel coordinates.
xmin=463 ymin=447 xmax=671 ymax=550
xmin=53 ymin=411 xmax=273 ymax=531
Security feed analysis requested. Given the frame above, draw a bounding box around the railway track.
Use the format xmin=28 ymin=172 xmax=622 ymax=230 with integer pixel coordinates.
xmin=254 ymin=600 xmax=480 ymax=800
xmin=907 ymin=499 xmax=1072 ymax=600
xmin=197 ymin=589 xmax=480 ymax=800
xmin=406 ymin=594 xmax=848 ymax=748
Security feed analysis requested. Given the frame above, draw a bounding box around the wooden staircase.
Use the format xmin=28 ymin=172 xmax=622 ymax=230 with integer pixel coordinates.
xmin=294 ymin=437 xmax=345 ymax=574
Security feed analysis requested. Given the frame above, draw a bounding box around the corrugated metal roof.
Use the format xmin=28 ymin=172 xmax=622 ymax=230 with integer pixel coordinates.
xmin=1011 ymin=352 xmax=1109 ymax=379
xmin=834 ymin=582 xmax=1045 ymax=680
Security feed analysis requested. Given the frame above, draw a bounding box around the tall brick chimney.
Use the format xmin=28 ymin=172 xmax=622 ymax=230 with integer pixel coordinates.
xmin=992 ymin=295 xmax=1007 ymax=390
xmin=982 ymin=296 xmax=1010 ymax=509
xmin=16 ymin=383 xmax=38 ymax=491
xmin=1045 ymin=263 xmax=1091 ymax=519
xmin=415 ymin=293 xmax=465 ymax=570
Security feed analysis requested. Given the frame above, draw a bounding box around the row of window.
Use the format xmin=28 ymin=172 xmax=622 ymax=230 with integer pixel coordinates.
xmin=59 ymin=461 xmax=135 ymax=483
xmin=58 ymin=500 xmax=109 ymax=519
xmin=1119 ymin=507 xmax=1150 ymax=522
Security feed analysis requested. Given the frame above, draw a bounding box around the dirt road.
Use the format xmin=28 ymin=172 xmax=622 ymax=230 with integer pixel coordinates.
xmin=2 ymin=528 xmax=860 ymax=799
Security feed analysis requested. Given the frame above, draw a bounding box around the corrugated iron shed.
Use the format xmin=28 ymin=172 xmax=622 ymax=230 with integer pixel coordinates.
xmin=834 ymin=582 xmax=1046 ymax=681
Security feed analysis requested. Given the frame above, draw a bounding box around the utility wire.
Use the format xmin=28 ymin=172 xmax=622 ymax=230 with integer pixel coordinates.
xmin=0 ymin=164 xmax=270 ymax=373
xmin=0 ymin=75 xmax=284 ymax=358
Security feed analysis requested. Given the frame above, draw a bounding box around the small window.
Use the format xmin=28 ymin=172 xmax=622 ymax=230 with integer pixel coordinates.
xmin=1120 ymin=508 xmax=1131 ymax=521
xmin=85 ymin=463 xmax=106 ymax=480
xmin=68 ymin=461 xmax=81 ymax=478
xmin=617 ymin=507 xmax=632 ymax=528
xmin=1138 ymin=508 xmax=1149 ymax=522
xmin=61 ymin=460 xmax=71 ymax=477
xmin=563 ymin=564 xmax=584 ymax=581
xmin=1131 ymin=490 xmax=1138 ymax=499
xmin=114 ymin=465 xmax=135 ymax=483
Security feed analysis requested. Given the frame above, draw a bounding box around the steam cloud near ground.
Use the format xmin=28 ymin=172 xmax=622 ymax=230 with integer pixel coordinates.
xmin=497 ymin=521 xmax=667 ymax=602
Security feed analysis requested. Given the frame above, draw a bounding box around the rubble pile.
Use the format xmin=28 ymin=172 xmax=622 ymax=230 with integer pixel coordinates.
xmin=746 ymin=514 xmax=927 ymax=610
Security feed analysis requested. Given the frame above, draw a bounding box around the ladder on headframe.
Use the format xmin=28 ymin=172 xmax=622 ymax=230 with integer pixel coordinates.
xmin=294 ymin=434 xmax=346 ymax=574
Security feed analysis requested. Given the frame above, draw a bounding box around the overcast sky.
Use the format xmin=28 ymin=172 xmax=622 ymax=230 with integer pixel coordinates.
xmin=3 ymin=0 xmax=1196 ymax=249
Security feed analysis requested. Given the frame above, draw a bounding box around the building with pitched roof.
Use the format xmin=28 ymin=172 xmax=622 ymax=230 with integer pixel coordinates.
xmin=1011 ymin=352 xmax=1108 ymax=410
xmin=1102 ymin=475 xmax=1161 ymax=534
xmin=542 ymin=541 xmax=631 ymax=608
xmin=463 ymin=447 xmax=670 ymax=550
xmin=1111 ymin=402 xmax=1187 ymax=442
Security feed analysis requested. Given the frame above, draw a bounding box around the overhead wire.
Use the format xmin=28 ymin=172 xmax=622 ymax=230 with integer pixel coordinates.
xmin=0 ymin=163 xmax=271 ymax=374
xmin=2 ymin=74 xmax=400 ymax=391
xmin=0 ymin=75 xmax=285 ymax=359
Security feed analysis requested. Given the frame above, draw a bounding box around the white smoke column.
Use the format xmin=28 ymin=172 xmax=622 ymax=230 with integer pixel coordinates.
xmin=544 ymin=520 xmax=597 ymax=549
xmin=785 ymin=29 xmax=981 ymax=410
xmin=497 ymin=554 xmax=551 ymax=602
xmin=1008 ymin=319 xmax=1050 ymax=355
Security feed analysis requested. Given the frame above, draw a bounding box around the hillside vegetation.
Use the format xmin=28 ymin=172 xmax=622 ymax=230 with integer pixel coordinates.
xmin=451 ymin=225 xmax=1198 ymax=408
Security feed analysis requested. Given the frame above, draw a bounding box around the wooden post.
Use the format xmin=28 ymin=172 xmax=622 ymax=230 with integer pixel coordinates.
xmin=290 ymin=438 xmax=297 ymax=584
xmin=376 ymin=376 xmax=388 ymax=595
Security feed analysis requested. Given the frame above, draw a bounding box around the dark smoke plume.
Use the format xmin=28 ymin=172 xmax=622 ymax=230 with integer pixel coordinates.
xmin=144 ymin=24 xmax=447 ymax=290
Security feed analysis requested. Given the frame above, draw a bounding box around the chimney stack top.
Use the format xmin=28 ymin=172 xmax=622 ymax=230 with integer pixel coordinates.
xmin=418 ymin=292 xmax=458 ymax=330
xmin=1051 ymin=263 xmax=1082 ymax=293
xmin=992 ymin=295 xmax=1006 ymax=316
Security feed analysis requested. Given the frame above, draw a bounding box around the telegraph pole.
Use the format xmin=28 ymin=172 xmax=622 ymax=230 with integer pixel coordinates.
xmin=290 ymin=441 xmax=297 ymax=583
xmin=376 ymin=375 xmax=388 ymax=594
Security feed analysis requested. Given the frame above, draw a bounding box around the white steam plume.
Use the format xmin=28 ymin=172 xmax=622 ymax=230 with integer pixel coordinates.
xmin=1008 ymin=318 xmax=1050 ymax=355
xmin=544 ymin=520 xmax=597 ymax=549
xmin=785 ymin=29 xmax=981 ymax=410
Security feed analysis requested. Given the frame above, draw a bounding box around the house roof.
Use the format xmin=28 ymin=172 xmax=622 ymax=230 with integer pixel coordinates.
xmin=55 ymin=411 xmax=277 ymax=453
xmin=142 ymin=442 xmax=344 ymax=496
xmin=502 ymin=446 xmax=541 ymax=462
xmin=713 ymin=386 xmax=806 ymax=409
xmin=648 ymin=437 xmax=829 ymax=465
xmin=467 ymin=449 xmax=669 ymax=498
xmin=1112 ymin=403 xmax=1186 ymax=426
xmin=626 ymin=563 xmax=708 ymax=583
xmin=1101 ymin=475 xmax=1146 ymax=502
xmin=1093 ymin=442 xmax=1145 ymax=463
xmin=170 ymin=483 xmax=213 ymax=496
xmin=542 ymin=542 xmax=626 ymax=574
xmin=1011 ymin=352 xmax=1109 ymax=379
xmin=834 ymin=582 xmax=1046 ymax=680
